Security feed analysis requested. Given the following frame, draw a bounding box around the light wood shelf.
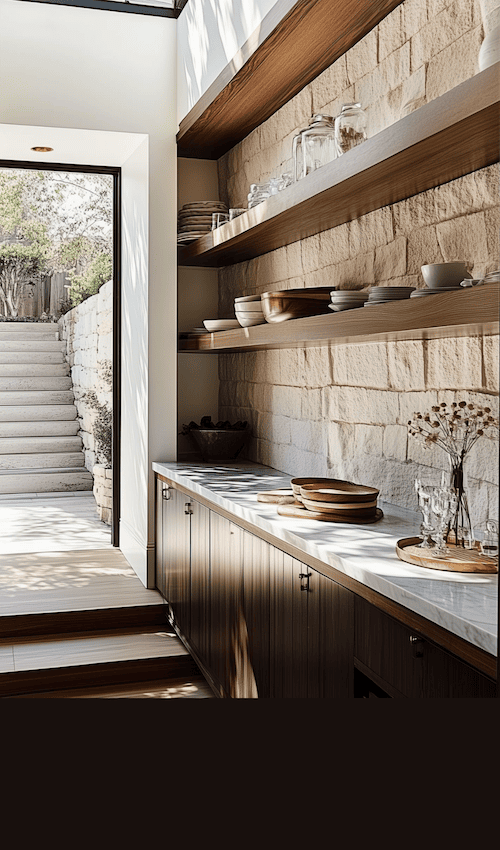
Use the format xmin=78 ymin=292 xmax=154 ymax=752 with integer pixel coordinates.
xmin=178 ymin=284 xmax=499 ymax=352
xmin=177 ymin=0 xmax=403 ymax=158
xmin=178 ymin=65 xmax=500 ymax=268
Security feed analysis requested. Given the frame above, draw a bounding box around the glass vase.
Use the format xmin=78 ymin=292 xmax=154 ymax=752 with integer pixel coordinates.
xmin=445 ymin=457 xmax=473 ymax=548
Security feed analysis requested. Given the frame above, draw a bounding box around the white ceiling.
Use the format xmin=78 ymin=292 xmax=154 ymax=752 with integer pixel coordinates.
xmin=0 ymin=123 xmax=148 ymax=168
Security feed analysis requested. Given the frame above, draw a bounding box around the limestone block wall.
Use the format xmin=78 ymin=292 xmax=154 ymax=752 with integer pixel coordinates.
xmin=216 ymin=0 xmax=499 ymax=529
xmin=58 ymin=280 xmax=113 ymax=472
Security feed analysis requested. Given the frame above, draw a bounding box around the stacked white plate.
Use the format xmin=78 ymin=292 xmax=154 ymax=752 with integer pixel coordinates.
xmin=203 ymin=319 xmax=240 ymax=332
xmin=177 ymin=201 xmax=228 ymax=244
xmin=364 ymin=286 xmax=415 ymax=305
xmin=410 ymin=285 xmax=463 ymax=298
xmin=234 ymin=294 xmax=266 ymax=327
xmin=329 ymin=290 xmax=369 ymax=311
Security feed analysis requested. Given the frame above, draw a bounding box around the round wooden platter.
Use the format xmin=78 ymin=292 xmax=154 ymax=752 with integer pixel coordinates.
xmin=277 ymin=502 xmax=384 ymax=524
xmin=257 ymin=489 xmax=296 ymax=504
xmin=396 ymin=537 xmax=498 ymax=573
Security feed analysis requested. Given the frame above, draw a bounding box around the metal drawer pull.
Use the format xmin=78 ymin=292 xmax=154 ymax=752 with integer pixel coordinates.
xmin=299 ymin=572 xmax=311 ymax=591
xmin=162 ymin=486 xmax=170 ymax=501
xmin=184 ymin=503 xmax=193 ymax=515
xmin=409 ymin=635 xmax=424 ymax=657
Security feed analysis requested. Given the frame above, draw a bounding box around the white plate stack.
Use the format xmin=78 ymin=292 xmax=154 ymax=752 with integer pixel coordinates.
xmin=364 ymin=285 xmax=415 ymax=305
xmin=234 ymin=294 xmax=266 ymax=327
xmin=328 ymin=290 xmax=369 ymax=311
xmin=177 ymin=201 xmax=228 ymax=244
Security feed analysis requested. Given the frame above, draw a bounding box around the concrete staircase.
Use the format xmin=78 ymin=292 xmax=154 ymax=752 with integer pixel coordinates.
xmin=0 ymin=322 xmax=93 ymax=495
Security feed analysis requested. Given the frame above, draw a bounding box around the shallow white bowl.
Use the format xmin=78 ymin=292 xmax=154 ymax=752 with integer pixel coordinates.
xmin=237 ymin=316 xmax=266 ymax=327
xmin=421 ymin=262 xmax=471 ymax=288
xmin=203 ymin=319 xmax=240 ymax=331
xmin=235 ymin=294 xmax=262 ymax=304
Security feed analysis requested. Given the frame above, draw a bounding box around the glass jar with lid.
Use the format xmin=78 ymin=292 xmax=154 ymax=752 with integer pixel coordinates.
xmin=300 ymin=114 xmax=336 ymax=178
xmin=334 ymin=103 xmax=367 ymax=155
xmin=247 ymin=181 xmax=271 ymax=208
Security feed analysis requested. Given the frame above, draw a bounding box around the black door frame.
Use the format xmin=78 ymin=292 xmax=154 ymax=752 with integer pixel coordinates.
xmin=0 ymin=159 xmax=121 ymax=546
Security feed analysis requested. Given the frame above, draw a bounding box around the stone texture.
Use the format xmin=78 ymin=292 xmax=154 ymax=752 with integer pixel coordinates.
xmin=387 ymin=340 xmax=426 ymax=390
xmin=410 ymin=0 xmax=476 ymax=71
xmin=483 ymin=335 xmax=499 ymax=392
xmin=332 ymin=342 xmax=389 ymax=388
xmin=436 ymin=212 xmax=489 ymax=268
xmin=346 ymin=29 xmax=378 ymax=83
xmin=427 ymin=336 xmax=483 ymax=390
xmin=374 ymin=237 xmax=407 ymax=280
xmin=378 ymin=5 xmax=406 ymax=61
xmin=383 ymin=424 xmax=408 ymax=461
xmin=426 ymin=26 xmax=484 ymax=100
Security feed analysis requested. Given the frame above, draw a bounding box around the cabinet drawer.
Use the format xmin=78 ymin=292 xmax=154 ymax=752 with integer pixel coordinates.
xmin=354 ymin=596 xmax=422 ymax=698
xmin=354 ymin=596 xmax=496 ymax=698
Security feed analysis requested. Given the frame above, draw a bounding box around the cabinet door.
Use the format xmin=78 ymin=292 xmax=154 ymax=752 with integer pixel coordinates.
xmin=269 ymin=548 xmax=308 ymax=698
xmin=209 ymin=512 xmax=244 ymax=697
xmin=241 ymin=529 xmax=271 ymax=698
xmin=189 ymin=498 xmax=211 ymax=664
xmin=155 ymin=478 xmax=167 ymax=601
xmin=422 ymin=642 xmax=496 ymax=698
xmin=163 ymin=486 xmax=191 ymax=638
xmin=307 ymin=569 xmax=354 ymax=698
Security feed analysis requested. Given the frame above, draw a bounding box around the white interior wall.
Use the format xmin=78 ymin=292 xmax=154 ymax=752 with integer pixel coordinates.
xmin=177 ymin=0 xmax=283 ymax=122
xmin=177 ymin=157 xmax=219 ymax=456
xmin=0 ymin=0 xmax=178 ymax=586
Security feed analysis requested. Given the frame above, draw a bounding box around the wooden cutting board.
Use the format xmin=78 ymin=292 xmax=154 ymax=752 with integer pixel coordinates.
xmin=257 ymin=489 xmax=296 ymax=504
xmin=396 ymin=537 xmax=498 ymax=573
xmin=277 ymin=503 xmax=384 ymax=524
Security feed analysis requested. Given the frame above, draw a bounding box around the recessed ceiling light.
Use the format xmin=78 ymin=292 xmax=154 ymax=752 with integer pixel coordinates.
xmin=31 ymin=146 xmax=53 ymax=152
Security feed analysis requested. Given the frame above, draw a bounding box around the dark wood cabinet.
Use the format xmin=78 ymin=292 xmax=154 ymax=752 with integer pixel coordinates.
xmin=354 ymin=596 xmax=496 ymax=699
xmin=155 ymin=476 xmax=496 ymax=699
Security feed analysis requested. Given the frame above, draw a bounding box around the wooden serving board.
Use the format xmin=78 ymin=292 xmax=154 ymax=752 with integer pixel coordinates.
xmin=277 ymin=503 xmax=384 ymax=524
xmin=396 ymin=537 xmax=498 ymax=573
xmin=257 ymin=489 xmax=296 ymax=504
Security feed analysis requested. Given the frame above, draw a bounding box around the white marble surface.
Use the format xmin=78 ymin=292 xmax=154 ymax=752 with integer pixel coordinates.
xmin=152 ymin=461 xmax=498 ymax=658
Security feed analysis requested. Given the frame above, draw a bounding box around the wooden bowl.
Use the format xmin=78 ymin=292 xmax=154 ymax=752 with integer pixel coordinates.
xmin=300 ymin=481 xmax=379 ymax=503
xmin=301 ymin=498 xmax=377 ymax=517
xmin=261 ymin=288 xmax=334 ymax=323
xmin=301 ymin=496 xmax=378 ymax=512
xmin=290 ymin=477 xmax=350 ymax=496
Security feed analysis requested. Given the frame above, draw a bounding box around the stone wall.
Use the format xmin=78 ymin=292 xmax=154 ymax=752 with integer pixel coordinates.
xmin=58 ymin=280 xmax=113 ymax=472
xmin=216 ymin=0 xmax=499 ymax=529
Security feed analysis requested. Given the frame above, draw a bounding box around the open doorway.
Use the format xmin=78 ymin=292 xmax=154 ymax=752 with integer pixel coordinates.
xmin=0 ymin=160 xmax=121 ymax=552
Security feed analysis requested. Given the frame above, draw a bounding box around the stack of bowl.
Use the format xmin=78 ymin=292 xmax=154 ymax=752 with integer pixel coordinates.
xmin=411 ymin=262 xmax=471 ymax=297
xmin=329 ymin=290 xmax=369 ymax=311
xmin=234 ymin=294 xmax=266 ymax=327
xmin=364 ymin=285 xmax=415 ymax=305
xmin=293 ymin=478 xmax=380 ymax=521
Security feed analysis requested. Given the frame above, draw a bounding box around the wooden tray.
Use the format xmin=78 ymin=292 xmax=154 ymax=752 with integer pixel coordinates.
xmin=257 ymin=489 xmax=296 ymax=504
xmin=277 ymin=503 xmax=384 ymax=524
xmin=299 ymin=481 xmax=379 ymax=502
xmin=396 ymin=537 xmax=498 ymax=573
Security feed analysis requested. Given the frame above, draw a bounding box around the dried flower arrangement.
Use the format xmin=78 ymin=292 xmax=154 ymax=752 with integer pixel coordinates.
xmin=407 ymin=401 xmax=499 ymax=546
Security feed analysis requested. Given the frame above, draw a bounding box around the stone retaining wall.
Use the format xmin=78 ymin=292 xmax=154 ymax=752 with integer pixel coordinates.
xmin=217 ymin=0 xmax=499 ymax=529
xmin=58 ymin=281 xmax=113 ymax=504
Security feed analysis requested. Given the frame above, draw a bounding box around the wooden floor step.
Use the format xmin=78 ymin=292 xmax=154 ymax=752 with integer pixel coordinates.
xmin=0 ymin=603 xmax=168 ymax=641
xmin=0 ymin=626 xmax=201 ymax=697
xmin=12 ymin=674 xmax=215 ymax=698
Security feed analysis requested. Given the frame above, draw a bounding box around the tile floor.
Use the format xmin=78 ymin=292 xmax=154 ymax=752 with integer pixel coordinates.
xmin=0 ymin=491 xmax=111 ymax=554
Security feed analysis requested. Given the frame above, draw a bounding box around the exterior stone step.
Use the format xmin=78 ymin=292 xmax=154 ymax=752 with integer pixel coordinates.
xmin=0 ymin=436 xmax=83 ymax=455
xmin=0 ymin=405 xmax=77 ymax=422
xmin=0 ymin=420 xmax=80 ymax=437
xmin=0 ymin=351 xmax=66 ymax=365
xmin=0 ymin=331 xmax=60 ymax=341
xmin=0 ymin=363 xmax=70 ymax=377
xmin=0 ymin=377 xmax=72 ymax=392
xmin=0 ymin=340 xmax=65 ymax=352
xmin=0 ymin=468 xmax=93 ymax=495
xmin=0 ymin=452 xmax=85 ymax=470
xmin=0 ymin=322 xmax=59 ymax=333
xmin=0 ymin=390 xmax=74 ymax=405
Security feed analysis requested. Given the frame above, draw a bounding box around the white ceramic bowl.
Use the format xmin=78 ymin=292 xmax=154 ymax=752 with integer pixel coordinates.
xmin=235 ymin=306 xmax=264 ymax=315
xmin=235 ymin=294 xmax=262 ymax=304
xmin=421 ymin=262 xmax=471 ymax=288
xmin=203 ymin=319 xmax=240 ymax=331
xmin=236 ymin=316 xmax=266 ymax=327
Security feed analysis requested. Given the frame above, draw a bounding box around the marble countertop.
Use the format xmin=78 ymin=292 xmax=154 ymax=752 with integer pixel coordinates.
xmin=152 ymin=460 xmax=498 ymax=658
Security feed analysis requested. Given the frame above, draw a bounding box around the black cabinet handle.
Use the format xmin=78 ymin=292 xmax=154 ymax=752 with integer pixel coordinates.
xmin=299 ymin=572 xmax=311 ymax=592
xmin=409 ymin=635 xmax=424 ymax=658
xmin=184 ymin=503 xmax=193 ymax=515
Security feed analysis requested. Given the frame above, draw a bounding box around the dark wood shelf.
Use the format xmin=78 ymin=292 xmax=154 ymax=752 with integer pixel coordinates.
xmin=177 ymin=0 xmax=403 ymax=158
xmin=178 ymin=284 xmax=499 ymax=352
xmin=178 ymin=65 xmax=500 ymax=268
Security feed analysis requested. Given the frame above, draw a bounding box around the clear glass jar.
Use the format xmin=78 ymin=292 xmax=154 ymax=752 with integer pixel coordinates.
xmin=247 ymin=181 xmax=271 ymax=208
xmin=301 ymin=114 xmax=336 ymax=178
xmin=334 ymin=103 xmax=367 ymax=156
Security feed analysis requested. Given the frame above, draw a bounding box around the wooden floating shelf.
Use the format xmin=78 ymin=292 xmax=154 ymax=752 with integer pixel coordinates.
xmin=178 ymin=65 xmax=500 ymax=268
xmin=178 ymin=285 xmax=499 ymax=352
xmin=177 ymin=0 xmax=403 ymax=158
